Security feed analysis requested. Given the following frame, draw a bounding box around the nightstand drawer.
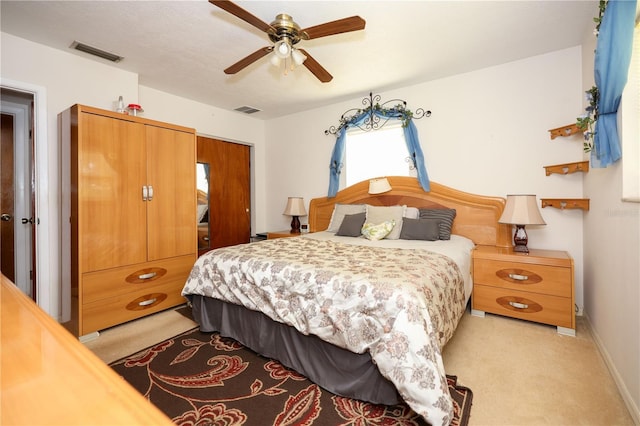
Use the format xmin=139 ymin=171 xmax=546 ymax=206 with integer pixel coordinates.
xmin=474 ymin=259 xmax=571 ymax=298
xmin=267 ymin=230 xmax=302 ymax=239
xmin=473 ymin=284 xmax=573 ymax=328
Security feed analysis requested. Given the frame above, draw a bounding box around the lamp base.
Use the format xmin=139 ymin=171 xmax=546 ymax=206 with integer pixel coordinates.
xmin=290 ymin=215 xmax=301 ymax=233
xmin=513 ymin=243 xmax=529 ymax=253
xmin=513 ymin=224 xmax=529 ymax=253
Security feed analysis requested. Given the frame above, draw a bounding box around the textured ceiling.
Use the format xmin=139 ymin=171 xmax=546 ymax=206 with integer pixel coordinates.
xmin=1 ymin=0 xmax=598 ymax=119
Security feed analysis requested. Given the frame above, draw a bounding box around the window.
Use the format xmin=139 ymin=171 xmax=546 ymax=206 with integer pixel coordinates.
xmin=344 ymin=124 xmax=414 ymax=187
xmin=621 ymin=19 xmax=639 ymax=202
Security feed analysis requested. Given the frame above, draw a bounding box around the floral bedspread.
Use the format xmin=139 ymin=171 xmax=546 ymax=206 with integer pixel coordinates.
xmin=182 ymin=236 xmax=466 ymax=425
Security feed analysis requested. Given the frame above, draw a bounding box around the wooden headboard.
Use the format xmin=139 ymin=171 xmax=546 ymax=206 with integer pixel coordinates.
xmin=308 ymin=176 xmax=511 ymax=248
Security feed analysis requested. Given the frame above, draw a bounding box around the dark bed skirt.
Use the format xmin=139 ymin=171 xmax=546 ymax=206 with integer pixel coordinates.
xmin=189 ymin=295 xmax=401 ymax=405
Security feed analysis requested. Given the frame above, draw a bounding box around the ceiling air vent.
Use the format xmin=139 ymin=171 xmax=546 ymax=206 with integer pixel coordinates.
xmin=70 ymin=41 xmax=123 ymax=63
xmin=234 ymin=106 xmax=261 ymax=114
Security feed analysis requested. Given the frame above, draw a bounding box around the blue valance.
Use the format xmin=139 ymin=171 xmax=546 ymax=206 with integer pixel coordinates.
xmin=326 ymin=94 xmax=431 ymax=197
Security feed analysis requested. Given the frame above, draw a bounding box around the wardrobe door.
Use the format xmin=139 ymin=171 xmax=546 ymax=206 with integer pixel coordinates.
xmin=78 ymin=113 xmax=147 ymax=272
xmin=146 ymin=125 xmax=196 ymax=261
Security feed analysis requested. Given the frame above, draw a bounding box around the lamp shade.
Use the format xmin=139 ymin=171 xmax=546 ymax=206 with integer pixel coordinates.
xmin=368 ymin=177 xmax=392 ymax=194
xmin=499 ymin=195 xmax=546 ymax=225
xmin=283 ymin=197 xmax=307 ymax=216
xmin=291 ymin=48 xmax=307 ymax=66
xmin=274 ymin=39 xmax=291 ymax=59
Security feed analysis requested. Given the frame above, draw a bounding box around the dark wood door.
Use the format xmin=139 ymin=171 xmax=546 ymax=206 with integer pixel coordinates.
xmin=1 ymin=114 xmax=15 ymax=282
xmin=197 ymin=136 xmax=250 ymax=253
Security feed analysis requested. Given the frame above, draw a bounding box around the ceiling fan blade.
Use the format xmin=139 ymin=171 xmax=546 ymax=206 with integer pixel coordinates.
xmin=224 ymin=47 xmax=272 ymax=75
xmin=209 ymin=0 xmax=274 ymax=33
xmin=301 ymin=16 xmax=366 ymax=40
xmin=298 ymin=49 xmax=332 ymax=83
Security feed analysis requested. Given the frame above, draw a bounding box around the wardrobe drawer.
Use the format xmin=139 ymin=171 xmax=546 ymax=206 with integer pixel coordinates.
xmin=82 ymin=254 xmax=195 ymax=304
xmin=81 ymin=280 xmax=187 ymax=334
xmin=473 ymin=284 xmax=573 ymax=328
xmin=473 ymin=258 xmax=571 ymax=298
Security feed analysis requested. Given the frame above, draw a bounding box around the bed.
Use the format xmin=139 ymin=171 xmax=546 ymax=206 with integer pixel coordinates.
xmin=182 ymin=176 xmax=510 ymax=425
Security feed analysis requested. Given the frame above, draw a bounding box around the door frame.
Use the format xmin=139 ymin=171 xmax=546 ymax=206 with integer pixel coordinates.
xmin=0 ymin=78 xmax=55 ymax=318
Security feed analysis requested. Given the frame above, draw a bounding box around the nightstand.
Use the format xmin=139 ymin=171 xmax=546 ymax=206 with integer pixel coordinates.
xmin=471 ymin=245 xmax=575 ymax=336
xmin=267 ymin=230 xmax=302 ymax=239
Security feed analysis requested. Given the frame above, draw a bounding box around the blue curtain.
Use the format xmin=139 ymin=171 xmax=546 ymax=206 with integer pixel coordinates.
xmin=328 ymin=110 xmax=430 ymax=197
xmin=591 ymin=0 xmax=637 ymax=167
xmin=403 ymin=120 xmax=430 ymax=191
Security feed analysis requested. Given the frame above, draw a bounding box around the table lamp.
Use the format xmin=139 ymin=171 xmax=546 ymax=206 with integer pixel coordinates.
xmin=283 ymin=197 xmax=307 ymax=233
xmin=498 ymin=194 xmax=546 ymax=253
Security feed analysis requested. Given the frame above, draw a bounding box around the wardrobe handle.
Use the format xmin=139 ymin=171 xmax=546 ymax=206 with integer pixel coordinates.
xmin=142 ymin=185 xmax=148 ymax=201
xmin=147 ymin=185 xmax=154 ymax=201
xmin=509 ymin=301 xmax=529 ymax=310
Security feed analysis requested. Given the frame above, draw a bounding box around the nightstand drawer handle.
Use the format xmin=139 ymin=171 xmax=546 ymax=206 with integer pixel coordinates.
xmin=138 ymin=297 xmax=157 ymax=307
xmin=509 ymin=301 xmax=529 ymax=309
xmin=508 ymin=273 xmax=529 ymax=281
xmin=138 ymin=272 xmax=157 ymax=280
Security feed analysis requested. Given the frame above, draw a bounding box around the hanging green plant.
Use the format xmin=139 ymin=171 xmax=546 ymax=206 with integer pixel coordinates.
xmin=593 ymin=0 xmax=608 ymax=35
xmin=576 ymin=86 xmax=599 ymax=153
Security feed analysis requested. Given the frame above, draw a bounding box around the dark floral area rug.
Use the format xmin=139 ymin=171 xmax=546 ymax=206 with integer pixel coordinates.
xmin=110 ymin=327 xmax=473 ymax=425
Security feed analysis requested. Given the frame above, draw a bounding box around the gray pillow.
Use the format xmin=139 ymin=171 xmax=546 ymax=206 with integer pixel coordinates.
xmin=336 ymin=212 xmax=366 ymax=237
xmin=418 ymin=208 xmax=456 ymax=240
xmin=400 ymin=218 xmax=441 ymax=241
xmin=327 ymin=204 xmax=367 ymax=232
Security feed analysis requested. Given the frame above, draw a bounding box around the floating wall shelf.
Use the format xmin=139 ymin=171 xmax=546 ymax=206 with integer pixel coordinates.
xmin=548 ymin=123 xmax=581 ymax=139
xmin=544 ymin=122 xmax=590 ymax=212
xmin=544 ymin=161 xmax=589 ymax=176
xmin=541 ymin=198 xmax=590 ymax=211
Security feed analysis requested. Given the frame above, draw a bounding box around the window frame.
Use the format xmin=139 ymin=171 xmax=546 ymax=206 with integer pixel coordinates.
xmin=621 ymin=18 xmax=640 ymax=202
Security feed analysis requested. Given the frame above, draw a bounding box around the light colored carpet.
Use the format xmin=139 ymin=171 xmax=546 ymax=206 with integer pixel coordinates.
xmin=442 ymin=312 xmax=634 ymax=425
xmin=85 ymin=306 xmax=634 ymax=425
xmin=84 ymin=305 xmax=197 ymax=365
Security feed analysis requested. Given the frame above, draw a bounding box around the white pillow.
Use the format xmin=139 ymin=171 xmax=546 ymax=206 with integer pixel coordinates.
xmin=327 ymin=204 xmax=367 ymax=232
xmin=365 ymin=205 xmax=405 ymax=239
xmin=404 ymin=207 xmax=419 ymax=219
xmin=362 ymin=220 xmax=395 ymax=241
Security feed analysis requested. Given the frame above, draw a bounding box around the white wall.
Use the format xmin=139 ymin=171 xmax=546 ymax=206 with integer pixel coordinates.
xmin=266 ymin=47 xmax=586 ymax=311
xmin=0 ymin=32 xmax=266 ymax=320
xmin=580 ymin=21 xmax=640 ymax=422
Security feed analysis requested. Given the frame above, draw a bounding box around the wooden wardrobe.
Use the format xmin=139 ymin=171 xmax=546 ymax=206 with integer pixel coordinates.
xmin=60 ymin=104 xmax=197 ymax=338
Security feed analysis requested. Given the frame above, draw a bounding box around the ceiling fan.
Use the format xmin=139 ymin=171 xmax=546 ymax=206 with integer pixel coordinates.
xmin=210 ymin=0 xmax=366 ymax=83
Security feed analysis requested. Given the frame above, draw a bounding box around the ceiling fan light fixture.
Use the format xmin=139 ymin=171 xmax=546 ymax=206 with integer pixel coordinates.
xmin=274 ymin=39 xmax=291 ymax=59
xmin=270 ymin=54 xmax=281 ymax=67
xmin=291 ymin=48 xmax=307 ymax=66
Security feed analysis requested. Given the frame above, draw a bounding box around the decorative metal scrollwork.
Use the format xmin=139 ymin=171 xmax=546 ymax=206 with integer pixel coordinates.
xmin=405 ymin=155 xmax=417 ymax=171
xmin=324 ymin=92 xmax=431 ymax=135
